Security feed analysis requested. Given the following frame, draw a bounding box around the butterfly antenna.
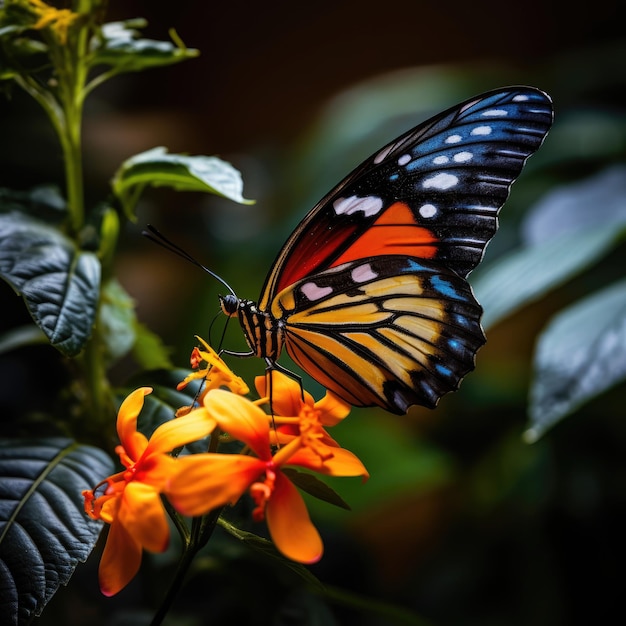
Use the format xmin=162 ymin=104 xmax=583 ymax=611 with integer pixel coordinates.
xmin=208 ymin=307 xmax=232 ymax=352
xmin=143 ymin=224 xmax=237 ymax=298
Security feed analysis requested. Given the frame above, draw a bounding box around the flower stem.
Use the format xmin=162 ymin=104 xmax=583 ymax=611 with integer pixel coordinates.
xmin=150 ymin=508 xmax=223 ymax=626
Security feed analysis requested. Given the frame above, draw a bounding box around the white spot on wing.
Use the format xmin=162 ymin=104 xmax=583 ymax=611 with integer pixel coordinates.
xmin=374 ymin=144 xmax=395 ymax=164
xmin=513 ymin=94 xmax=529 ymax=101
xmin=471 ymin=125 xmax=492 ymax=136
xmin=301 ymin=282 xmax=333 ymax=301
xmin=423 ymin=173 xmax=458 ymax=190
xmin=482 ymin=109 xmax=508 ymax=117
xmin=445 ymin=134 xmax=462 ymax=144
xmin=433 ymin=155 xmax=449 ymax=165
xmin=453 ymin=151 xmax=473 ymax=162
xmin=333 ymin=195 xmax=384 ymax=217
xmin=398 ymin=154 xmax=411 ymax=166
xmin=419 ymin=204 xmax=437 ymax=218
xmin=351 ymin=263 xmax=378 ymax=283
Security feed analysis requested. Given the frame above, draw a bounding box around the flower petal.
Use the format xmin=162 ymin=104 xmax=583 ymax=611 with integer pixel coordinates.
xmin=255 ymin=371 xmax=313 ymax=416
xmin=287 ymin=446 xmax=369 ymax=481
xmin=116 ymin=388 xmax=152 ymax=461
xmin=204 ymin=390 xmax=271 ymax=459
xmin=98 ymin=520 xmax=142 ymax=597
xmin=147 ymin=408 xmax=216 ymax=455
xmin=118 ymin=482 xmax=170 ymax=553
xmin=167 ymin=453 xmax=264 ymax=517
xmin=314 ymin=391 xmax=351 ymax=426
xmin=134 ymin=454 xmax=179 ymax=489
xmin=266 ymin=471 xmax=323 ymax=563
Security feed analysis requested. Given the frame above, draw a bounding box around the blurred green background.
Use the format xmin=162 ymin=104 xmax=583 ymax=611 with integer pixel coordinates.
xmin=1 ymin=1 xmax=625 ymax=624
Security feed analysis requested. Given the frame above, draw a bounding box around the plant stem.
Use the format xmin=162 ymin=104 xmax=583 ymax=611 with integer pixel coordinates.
xmin=149 ymin=540 xmax=198 ymax=626
xmin=56 ymin=24 xmax=88 ymax=234
xmin=150 ymin=508 xmax=223 ymax=626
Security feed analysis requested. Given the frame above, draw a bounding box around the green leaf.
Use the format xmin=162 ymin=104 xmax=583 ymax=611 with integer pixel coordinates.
xmin=218 ymin=518 xmax=325 ymax=591
xmin=0 ymin=186 xmax=66 ymax=221
xmin=0 ymin=10 xmax=50 ymax=81
xmin=0 ymin=325 xmax=47 ymax=354
xmin=89 ymin=19 xmax=199 ymax=74
xmin=473 ymin=165 xmax=626 ymax=329
xmin=282 ymin=468 xmax=351 ymax=511
xmin=472 ymin=224 xmax=623 ymax=330
xmin=111 ymin=147 xmax=254 ymax=220
xmin=0 ymin=212 xmax=100 ymax=357
xmin=525 ymin=279 xmax=626 ymax=442
xmin=0 ymin=438 xmax=114 ymax=624
xmin=131 ymin=321 xmax=174 ymax=371
xmin=99 ymin=278 xmax=136 ymax=364
xmin=99 ymin=278 xmax=172 ymax=369
xmin=521 ymin=165 xmax=626 ymax=245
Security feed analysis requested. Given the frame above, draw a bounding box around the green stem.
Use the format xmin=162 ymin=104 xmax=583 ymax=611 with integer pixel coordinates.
xmin=81 ymin=328 xmax=111 ymax=424
xmin=56 ymin=28 xmax=89 ymax=234
xmin=149 ymin=536 xmax=198 ymax=626
xmin=150 ymin=508 xmax=223 ymax=626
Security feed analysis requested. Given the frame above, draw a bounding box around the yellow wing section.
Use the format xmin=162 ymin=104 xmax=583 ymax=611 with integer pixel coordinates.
xmin=272 ymin=257 xmax=485 ymax=414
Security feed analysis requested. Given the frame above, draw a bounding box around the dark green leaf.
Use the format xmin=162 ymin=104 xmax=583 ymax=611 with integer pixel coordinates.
xmin=0 ymin=438 xmax=114 ymax=625
xmin=472 ymin=224 xmax=622 ymax=330
xmin=526 ymin=279 xmax=626 ymax=442
xmin=111 ymin=147 xmax=253 ymax=219
xmin=473 ymin=165 xmax=626 ymax=329
xmin=0 ymin=325 xmax=46 ymax=354
xmin=0 ymin=212 xmax=100 ymax=357
xmin=131 ymin=320 xmax=174 ymax=371
xmin=0 ymin=186 xmax=66 ymax=222
xmin=282 ymin=468 xmax=351 ymax=511
xmin=218 ymin=518 xmax=325 ymax=591
xmin=99 ymin=278 xmax=172 ymax=369
xmin=98 ymin=277 xmax=136 ymax=364
xmin=521 ymin=165 xmax=626 ymax=244
xmin=0 ymin=19 xmax=49 ymax=81
xmin=89 ymin=20 xmax=199 ymax=74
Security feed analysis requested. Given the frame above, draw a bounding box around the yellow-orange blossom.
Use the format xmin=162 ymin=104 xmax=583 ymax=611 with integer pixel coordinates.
xmin=84 ymin=341 xmax=368 ymax=595
xmin=168 ymin=376 xmax=369 ymax=563
xmin=83 ymin=387 xmax=216 ymax=596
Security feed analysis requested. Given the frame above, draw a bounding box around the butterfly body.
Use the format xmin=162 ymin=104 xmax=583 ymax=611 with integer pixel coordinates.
xmin=224 ymin=87 xmax=554 ymax=414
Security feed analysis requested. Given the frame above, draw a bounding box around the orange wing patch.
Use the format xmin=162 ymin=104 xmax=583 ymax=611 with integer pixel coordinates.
xmin=331 ymin=202 xmax=438 ymax=267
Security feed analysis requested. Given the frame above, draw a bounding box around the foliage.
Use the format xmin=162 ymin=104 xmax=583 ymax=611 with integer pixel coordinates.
xmin=0 ymin=1 xmax=253 ymax=623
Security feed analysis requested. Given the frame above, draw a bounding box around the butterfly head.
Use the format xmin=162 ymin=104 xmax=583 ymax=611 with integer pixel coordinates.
xmin=219 ymin=294 xmax=240 ymax=318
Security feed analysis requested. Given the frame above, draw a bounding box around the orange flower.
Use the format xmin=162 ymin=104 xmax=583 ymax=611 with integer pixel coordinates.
xmin=255 ymin=371 xmax=350 ymax=454
xmin=167 ymin=388 xmax=368 ymax=563
xmin=83 ymin=387 xmax=216 ymax=596
xmin=177 ymin=337 xmax=248 ymax=413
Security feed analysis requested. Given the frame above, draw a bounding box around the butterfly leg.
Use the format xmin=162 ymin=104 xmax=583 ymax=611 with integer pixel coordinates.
xmin=263 ymin=358 xmax=305 ymax=416
xmin=220 ymin=348 xmax=255 ymax=358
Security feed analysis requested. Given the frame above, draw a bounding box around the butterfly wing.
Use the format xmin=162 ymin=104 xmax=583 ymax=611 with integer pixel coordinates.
xmin=258 ymin=86 xmax=553 ymax=310
xmin=270 ymin=256 xmax=485 ymax=414
xmin=250 ymin=86 xmax=552 ymax=412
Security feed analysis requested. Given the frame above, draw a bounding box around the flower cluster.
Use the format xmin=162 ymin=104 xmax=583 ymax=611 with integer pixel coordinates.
xmin=83 ymin=339 xmax=368 ymax=596
xmin=26 ymin=0 xmax=79 ymax=44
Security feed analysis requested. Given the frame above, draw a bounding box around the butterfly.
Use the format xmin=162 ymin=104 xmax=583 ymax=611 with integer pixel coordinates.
xmin=153 ymin=86 xmax=553 ymax=414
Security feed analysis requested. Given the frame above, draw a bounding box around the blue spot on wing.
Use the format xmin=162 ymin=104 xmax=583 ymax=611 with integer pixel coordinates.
xmin=404 ymin=259 xmax=432 ymax=274
xmin=435 ymin=363 xmax=453 ymax=378
xmin=431 ymin=275 xmax=465 ymax=301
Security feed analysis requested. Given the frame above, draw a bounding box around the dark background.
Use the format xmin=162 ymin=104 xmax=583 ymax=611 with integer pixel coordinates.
xmin=2 ymin=1 xmax=625 ymax=625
